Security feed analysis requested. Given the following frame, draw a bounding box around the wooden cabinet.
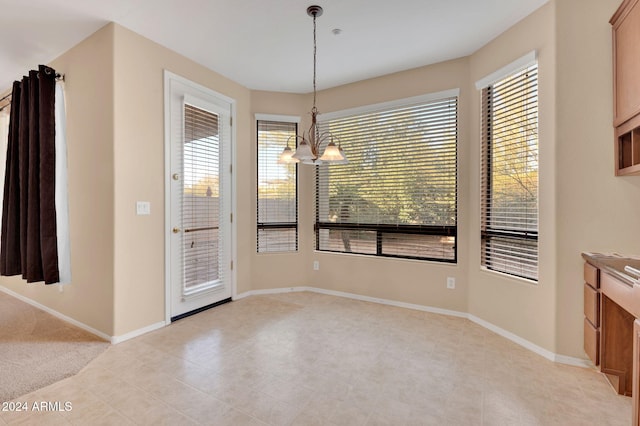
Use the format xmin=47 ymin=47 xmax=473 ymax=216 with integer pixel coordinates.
xmin=583 ymin=253 xmax=640 ymax=424
xmin=633 ymin=319 xmax=640 ymax=425
xmin=611 ymin=0 xmax=640 ymax=175
xmin=582 ymin=260 xmax=633 ymax=396
xmin=601 ymin=288 xmax=634 ymax=396
xmin=584 ymin=262 xmax=601 ymax=364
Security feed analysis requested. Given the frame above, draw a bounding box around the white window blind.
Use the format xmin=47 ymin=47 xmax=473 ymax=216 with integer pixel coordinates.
xmin=183 ymin=104 xmax=223 ymax=291
xmin=316 ymin=95 xmax=458 ymax=262
xmin=257 ymin=120 xmax=298 ymax=252
xmin=481 ymin=63 xmax=538 ymax=281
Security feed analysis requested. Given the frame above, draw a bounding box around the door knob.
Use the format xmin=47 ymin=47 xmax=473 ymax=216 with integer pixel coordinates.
xmin=172 ymin=227 xmax=181 ymax=234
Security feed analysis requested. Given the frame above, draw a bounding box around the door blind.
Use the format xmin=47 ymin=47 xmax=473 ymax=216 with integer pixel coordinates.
xmin=480 ymin=63 xmax=538 ymax=281
xmin=257 ymin=120 xmax=298 ymax=252
xmin=316 ymin=95 xmax=457 ymax=262
xmin=183 ymin=104 xmax=223 ymax=293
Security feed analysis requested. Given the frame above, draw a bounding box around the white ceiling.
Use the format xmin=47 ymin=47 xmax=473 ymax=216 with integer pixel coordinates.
xmin=0 ymin=0 xmax=549 ymax=94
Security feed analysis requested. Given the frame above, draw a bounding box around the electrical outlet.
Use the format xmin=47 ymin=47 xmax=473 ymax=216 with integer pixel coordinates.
xmin=447 ymin=277 xmax=455 ymax=289
xmin=313 ymin=260 xmax=320 ymax=270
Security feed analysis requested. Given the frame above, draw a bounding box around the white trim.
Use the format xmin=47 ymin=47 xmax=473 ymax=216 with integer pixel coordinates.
xmin=479 ymin=266 xmax=538 ymax=286
xmin=1 ymin=283 xmax=591 ymax=365
xmin=233 ymin=285 xmax=592 ymax=368
xmin=318 ymin=88 xmax=460 ymax=122
xmin=255 ymin=113 xmax=301 ymax=123
xmin=234 ymin=287 xmax=309 ymax=300
xmin=309 ymin=287 xmax=467 ymax=318
xmin=467 ymin=314 xmax=590 ymax=367
xmin=468 ymin=314 xmax=555 ymax=361
xmin=163 ymin=71 xmax=172 ymax=325
xmin=475 ymin=50 xmax=537 ymax=90
xmin=234 ymin=286 xmax=466 ymax=318
xmin=229 ymin=98 xmax=238 ymax=303
xmin=111 ymin=321 xmax=166 ymax=344
xmin=554 ymin=354 xmax=595 ymax=369
xmin=0 ymin=285 xmax=111 ymax=342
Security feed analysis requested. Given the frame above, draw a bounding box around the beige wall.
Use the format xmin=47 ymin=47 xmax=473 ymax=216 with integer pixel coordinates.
xmin=468 ymin=3 xmax=557 ymax=351
xmin=0 ymin=23 xmax=255 ymax=338
xmin=111 ymin=24 xmax=252 ymax=336
xmin=304 ymin=58 xmax=471 ymax=313
xmin=555 ymin=0 xmax=640 ymax=358
xmin=0 ymin=24 xmax=116 ymax=335
xmin=250 ymin=91 xmax=312 ymax=291
xmin=3 ymin=0 xmax=634 ymax=360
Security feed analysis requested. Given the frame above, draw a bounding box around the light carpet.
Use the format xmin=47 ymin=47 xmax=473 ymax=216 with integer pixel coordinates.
xmin=0 ymin=289 xmax=109 ymax=402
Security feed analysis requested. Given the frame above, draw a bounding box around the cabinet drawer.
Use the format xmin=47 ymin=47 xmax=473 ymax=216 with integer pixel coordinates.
xmin=584 ymin=317 xmax=600 ymax=365
xmin=584 ymin=284 xmax=600 ymax=327
xmin=584 ymin=262 xmax=600 ymax=289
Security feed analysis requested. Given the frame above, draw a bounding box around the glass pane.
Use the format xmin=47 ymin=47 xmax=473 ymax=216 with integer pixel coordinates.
xmin=317 ymin=229 xmax=377 ymax=255
xmin=257 ymin=120 xmax=298 ymax=252
xmin=317 ymin=98 xmax=457 ymax=228
xmin=257 ymin=228 xmax=297 ymax=253
xmin=382 ymin=233 xmax=455 ymax=260
xmin=489 ymin=65 xmax=538 ymax=232
xmin=183 ymin=105 xmax=220 ymax=291
xmin=315 ymin=95 xmax=457 ymax=262
xmin=484 ymin=236 xmax=537 ymax=281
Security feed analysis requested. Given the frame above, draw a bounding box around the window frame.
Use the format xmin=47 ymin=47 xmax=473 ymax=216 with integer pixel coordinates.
xmin=315 ymin=90 xmax=459 ymax=263
xmin=478 ymin=54 xmax=539 ymax=282
xmin=256 ymin=114 xmax=300 ymax=253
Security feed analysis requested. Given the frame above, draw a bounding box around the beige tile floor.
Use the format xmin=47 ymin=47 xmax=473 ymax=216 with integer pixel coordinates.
xmin=0 ymin=291 xmax=632 ymax=425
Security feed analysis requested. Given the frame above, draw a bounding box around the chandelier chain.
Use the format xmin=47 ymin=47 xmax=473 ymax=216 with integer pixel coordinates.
xmin=277 ymin=5 xmax=347 ymax=165
xmin=312 ymin=12 xmax=317 ymax=112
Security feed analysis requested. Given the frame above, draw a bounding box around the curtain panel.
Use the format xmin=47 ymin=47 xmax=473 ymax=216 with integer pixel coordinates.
xmin=1 ymin=65 xmax=59 ymax=284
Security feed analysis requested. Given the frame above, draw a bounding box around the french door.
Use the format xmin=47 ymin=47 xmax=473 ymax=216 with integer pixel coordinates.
xmin=165 ymin=72 xmax=234 ymax=320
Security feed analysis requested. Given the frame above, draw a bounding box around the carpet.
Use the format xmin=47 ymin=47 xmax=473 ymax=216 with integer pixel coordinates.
xmin=0 ymin=290 xmax=110 ymax=402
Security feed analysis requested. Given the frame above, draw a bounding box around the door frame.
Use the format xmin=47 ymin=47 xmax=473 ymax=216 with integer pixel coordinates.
xmin=163 ymin=70 xmax=237 ymax=324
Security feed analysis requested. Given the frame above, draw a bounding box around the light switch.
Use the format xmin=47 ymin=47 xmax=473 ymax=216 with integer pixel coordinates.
xmin=136 ymin=201 xmax=151 ymax=215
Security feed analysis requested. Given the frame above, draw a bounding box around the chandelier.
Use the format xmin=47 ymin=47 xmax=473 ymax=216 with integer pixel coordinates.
xmin=278 ymin=5 xmax=348 ymax=165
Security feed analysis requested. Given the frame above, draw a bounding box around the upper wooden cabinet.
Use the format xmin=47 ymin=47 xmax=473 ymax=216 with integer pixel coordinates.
xmin=611 ymin=0 xmax=640 ymax=175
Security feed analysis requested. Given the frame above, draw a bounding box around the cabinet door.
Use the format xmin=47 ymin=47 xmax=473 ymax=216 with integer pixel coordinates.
xmin=612 ymin=0 xmax=640 ymax=126
xmin=584 ymin=262 xmax=600 ymax=289
xmin=634 ymin=319 xmax=640 ymax=425
xmin=584 ymin=317 xmax=600 ymax=365
xmin=584 ymin=284 xmax=600 ymax=327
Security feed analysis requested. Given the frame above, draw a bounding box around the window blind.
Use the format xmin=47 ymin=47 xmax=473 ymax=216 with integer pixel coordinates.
xmin=257 ymin=120 xmax=298 ymax=252
xmin=316 ymin=95 xmax=457 ymax=262
xmin=183 ymin=104 xmax=222 ymax=292
xmin=481 ymin=63 xmax=538 ymax=281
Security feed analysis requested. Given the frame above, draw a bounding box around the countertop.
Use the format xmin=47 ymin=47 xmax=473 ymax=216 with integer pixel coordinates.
xmin=582 ymin=252 xmax=640 ymax=286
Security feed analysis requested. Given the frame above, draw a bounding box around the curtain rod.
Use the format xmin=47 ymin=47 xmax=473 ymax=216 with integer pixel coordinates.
xmin=0 ymin=73 xmax=64 ymax=112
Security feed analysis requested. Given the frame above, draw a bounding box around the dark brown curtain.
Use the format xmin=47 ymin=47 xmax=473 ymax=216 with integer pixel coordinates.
xmin=1 ymin=65 xmax=59 ymax=284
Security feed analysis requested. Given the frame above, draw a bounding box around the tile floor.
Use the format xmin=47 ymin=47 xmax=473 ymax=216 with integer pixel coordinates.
xmin=0 ymin=291 xmax=632 ymax=425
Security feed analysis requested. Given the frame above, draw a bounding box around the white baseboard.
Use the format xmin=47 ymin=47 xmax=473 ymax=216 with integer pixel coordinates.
xmin=3 ymin=283 xmax=592 ymax=366
xmin=468 ymin=314 xmax=556 ymax=361
xmin=234 ymin=286 xmax=310 ymax=300
xmin=554 ymin=354 xmax=595 ymax=368
xmin=309 ymin=287 xmax=468 ymax=318
xmin=0 ymin=285 xmax=111 ymax=342
xmin=467 ymin=314 xmax=591 ymax=368
xmin=111 ymin=321 xmax=166 ymax=344
xmin=0 ymin=285 xmax=167 ymax=345
xmin=236 ymin=285 xmax=591 ymax=368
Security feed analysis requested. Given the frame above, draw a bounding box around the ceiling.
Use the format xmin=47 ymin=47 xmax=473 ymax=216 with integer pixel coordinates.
xmin=0 ymin=0 xmax=549 ymax=94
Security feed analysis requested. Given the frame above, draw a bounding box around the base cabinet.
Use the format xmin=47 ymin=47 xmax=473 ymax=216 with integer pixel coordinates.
xmin=601 ymin=293 xmax=635 ymax=396
xmin=584 ymin=262 xmax=601 ymax=364
xmin=634 ymin=319 xmax=640 ymax=425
